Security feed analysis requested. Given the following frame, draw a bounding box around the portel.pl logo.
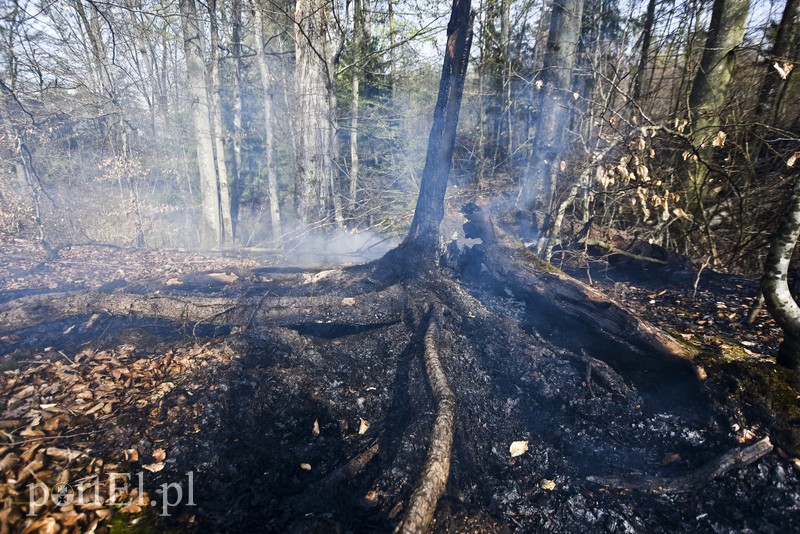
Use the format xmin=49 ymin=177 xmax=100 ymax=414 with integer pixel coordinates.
xmin=27 ymin=471 xmax=195 ymax=517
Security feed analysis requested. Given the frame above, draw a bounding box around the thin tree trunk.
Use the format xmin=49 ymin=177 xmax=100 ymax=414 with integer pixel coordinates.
xmin=231 ymin=0 xmax=244 ymax=230
xmin=633 ymin=0 xmax=657 ymax=103
xmin=208 ymin=0 xmax=234 ymax=244
xmin=403 ymin=0 xmax=474 ymax=254
xmin=519 ymin=0 xmax=585 ymax=214
xmin=761 ymin=176 xmax=800 ymax=372
xmin=180 ymin=0 xmax=222 ymax=246
xmin=252 ymin=0 xmax=283 ymax=241
xmin=349 ymin=0 xmax=365 ymax=216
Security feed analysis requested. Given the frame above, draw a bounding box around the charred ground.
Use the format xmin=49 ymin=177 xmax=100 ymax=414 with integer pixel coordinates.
xmin=1 ymin=205 xmax=799 ymax=533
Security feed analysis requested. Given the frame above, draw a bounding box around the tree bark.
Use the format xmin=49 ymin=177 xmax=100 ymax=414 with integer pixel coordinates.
xmin=687 ymin=0 xmax=751 ymax=207
xmin=633 ymin=0 xmax=658 ymax=102
xmin=294 ymin=0 xmax=340 ymax=229
xmin=519 ymin=0 xmax=585 ymax=214
xmin=761 ymin=176 xmax=800 ymax=372
xmin=179 ymin=0 xmax=222 ymax=246
xmin=349 ymin=0 xmax=366 ymax=215
xmin=403 ymin=0 xmax=474 ymax=254
xmin=755 ymin=0 xmax=800 ymax=123
xmin=230 ymin=0 xmax=244 ymax=230
xmin=0 ymin=286 xmax=407 ymax=334
xmin=252 ymin=0 xmax=283 ymax=242
xmin=208 ymin=0 xmax=234 ymax=244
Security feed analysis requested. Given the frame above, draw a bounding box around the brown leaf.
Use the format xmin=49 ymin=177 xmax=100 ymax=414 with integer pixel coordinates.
xmin=46 ymin=447 xmax=85 ymax=461
xmin=152 ymin=448 xmax=166 ymax=463
xmin=142 ymin=462 xmax=164 ymax=473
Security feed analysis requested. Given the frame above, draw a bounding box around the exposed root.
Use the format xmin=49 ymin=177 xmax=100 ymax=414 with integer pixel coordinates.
xmin=396 ymin=304 xmax=457 ymax=534
xmin=322 ymin=442 xmax=381 ymax=485
xmin=0 ymin=285 xmax=406 ymax=333
xmin=462 ymin=203 xmax=695 ymax=360
xmin=587 ymin=436 xmax=774 ymax=494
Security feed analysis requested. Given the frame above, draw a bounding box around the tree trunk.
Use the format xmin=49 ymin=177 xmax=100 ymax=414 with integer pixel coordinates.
xmin=179 ymin=0 xmax=222 ymax=246
xmin=519 ymin=0 xmax=585 ymax=214
xmin=761 ymin=176 xmax=800 ymax=372
xmin=633 ymin=0 xmax=657 ymax=102
xmin=252 ymin=0 xmax=283 ymax=242
xmin=402 ymin=0 xmax=474 ymax=255
xmin=349 ymin=0 xmax=366 ymax=216
xmin=208 ymin=0 xmax=234 ymax=244
xmin=294 ymin=0 xmax=339 ymax=229
xmin=230 ymin=0 xmax=244 ymax=230
xmin=755 ymin=0 xmax=800 ymax=123
xmin=687 ymin=0 xmax=751 ymax=207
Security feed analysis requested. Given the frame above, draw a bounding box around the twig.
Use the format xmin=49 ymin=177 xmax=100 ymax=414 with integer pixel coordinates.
xmin=693 ymin=256 xmax=711 ymax=299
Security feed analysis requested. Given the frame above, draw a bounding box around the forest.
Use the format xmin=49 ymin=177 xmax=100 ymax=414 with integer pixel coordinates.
xmin=1 ymin=0 xmax=800 ymax=531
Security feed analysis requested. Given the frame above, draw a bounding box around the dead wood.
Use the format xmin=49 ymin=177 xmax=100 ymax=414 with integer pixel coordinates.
xmin=463 ymin=203 xmax=694 ymax=360
xmin=0 ymin=285 xmax=406 ymax=333
xmin=396 ymin=305 xmax=457 ymax=534
xmin=322 ymin=442 xmax=380 ymax=485
xmin=582 ymin=237 xmax=669 ymax=265
xmin=586 ymin=436 xmax=773 ymax=494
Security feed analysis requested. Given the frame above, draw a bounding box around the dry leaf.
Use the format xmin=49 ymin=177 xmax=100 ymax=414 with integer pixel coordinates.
xmin=142 ymin=462 xmax=164 ymax=473
xmin=535 ymin=79 xmax=543 ymax=90
xmin=773 ymin=61 xmax=794 ymax=80
xmin=358 ymin=418 xmax=370 ymax=435
xmin=120 ymin=501 xmax=142 ymax=514
xmin=46 ymin=447 xmax=84 ymax=461
xmin=539 ymin=479 xmax=556 ymax=491
xmin=509 ymin=440 xmax=529 ymax=458
xmin=152 ymin=448 xmax=167 ymax=463
xmin=207 ymin=272 xmax=239 ymax=284
xmin=711 ymin=130 xmax=727 ymax=148
xmin=312 ymin=419 xmax=320 ymax=437
xmin=788 ymin=152 xmax=800 ymax=168
xmin=300 ymin=463 xmax=312 ymax=471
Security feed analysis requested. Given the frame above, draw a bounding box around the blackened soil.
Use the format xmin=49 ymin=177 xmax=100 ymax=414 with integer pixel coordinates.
xmin=1 ymin=241 xmax=799 ymax=533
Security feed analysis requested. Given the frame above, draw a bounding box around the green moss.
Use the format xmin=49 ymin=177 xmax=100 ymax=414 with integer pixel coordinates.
xmin=106 ymin=510 xmax=186 ymax=534
xmin=672 ymin=333 xmax=800 ymax=456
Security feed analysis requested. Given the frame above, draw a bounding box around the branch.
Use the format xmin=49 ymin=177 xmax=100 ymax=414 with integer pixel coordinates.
xmin=587 ymin=437 xmax=773 ymax=494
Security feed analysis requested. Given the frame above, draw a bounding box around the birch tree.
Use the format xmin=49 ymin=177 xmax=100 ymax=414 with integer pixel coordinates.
xmin=179 ymin=0 xmax=222 ymax=246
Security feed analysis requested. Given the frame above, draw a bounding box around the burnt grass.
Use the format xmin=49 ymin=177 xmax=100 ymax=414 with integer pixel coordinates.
xmin=1 ymin=237 xmax=800 ymax=532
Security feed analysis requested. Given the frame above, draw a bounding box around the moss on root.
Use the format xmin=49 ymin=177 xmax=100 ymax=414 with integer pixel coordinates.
xmin=689 ymin=337 xmax=800 ymax=457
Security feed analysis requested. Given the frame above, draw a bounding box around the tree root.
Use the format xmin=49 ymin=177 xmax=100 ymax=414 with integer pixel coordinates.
xmin=462 ymin=203 xmax=694 ymax=360
xmin=586 ymin=436 xmax=773 ymax=494
xmin=0 ymin=285 xmax=407 ymax=333
xmin=396 ymin=305 xmax=457 ymax=534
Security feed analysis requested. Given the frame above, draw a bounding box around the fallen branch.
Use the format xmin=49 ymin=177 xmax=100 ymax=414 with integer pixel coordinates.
xmin=395 ymin=305 xmax=457 ymax=534
xmin=583 ymin=238 xmax=668 ymax=265
xmin=0 ymin=285 xmax=407 ymax=333
xmin=586 ymin=436 xmax=773 ymax=494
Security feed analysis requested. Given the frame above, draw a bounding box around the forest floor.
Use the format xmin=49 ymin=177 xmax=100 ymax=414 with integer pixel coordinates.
xmin=0 ymin=233 xmax=799 ymax=533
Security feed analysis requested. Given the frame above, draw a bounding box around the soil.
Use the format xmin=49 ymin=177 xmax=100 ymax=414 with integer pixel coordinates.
xmin=1 ymin=232 xmax=799 ymax=533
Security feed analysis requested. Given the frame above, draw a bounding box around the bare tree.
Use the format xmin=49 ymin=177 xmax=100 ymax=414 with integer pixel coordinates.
xmin=252 ymin=0 xmax=283 ymax=241
xmin=179 ymin=0 xmax=222 ymax=246
xmin=293 ymin=0 xmax=344 ymax=229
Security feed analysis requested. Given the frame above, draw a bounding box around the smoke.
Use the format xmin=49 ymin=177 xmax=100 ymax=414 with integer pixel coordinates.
xmin=278 ymin=227 xmax=402 ymax=267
